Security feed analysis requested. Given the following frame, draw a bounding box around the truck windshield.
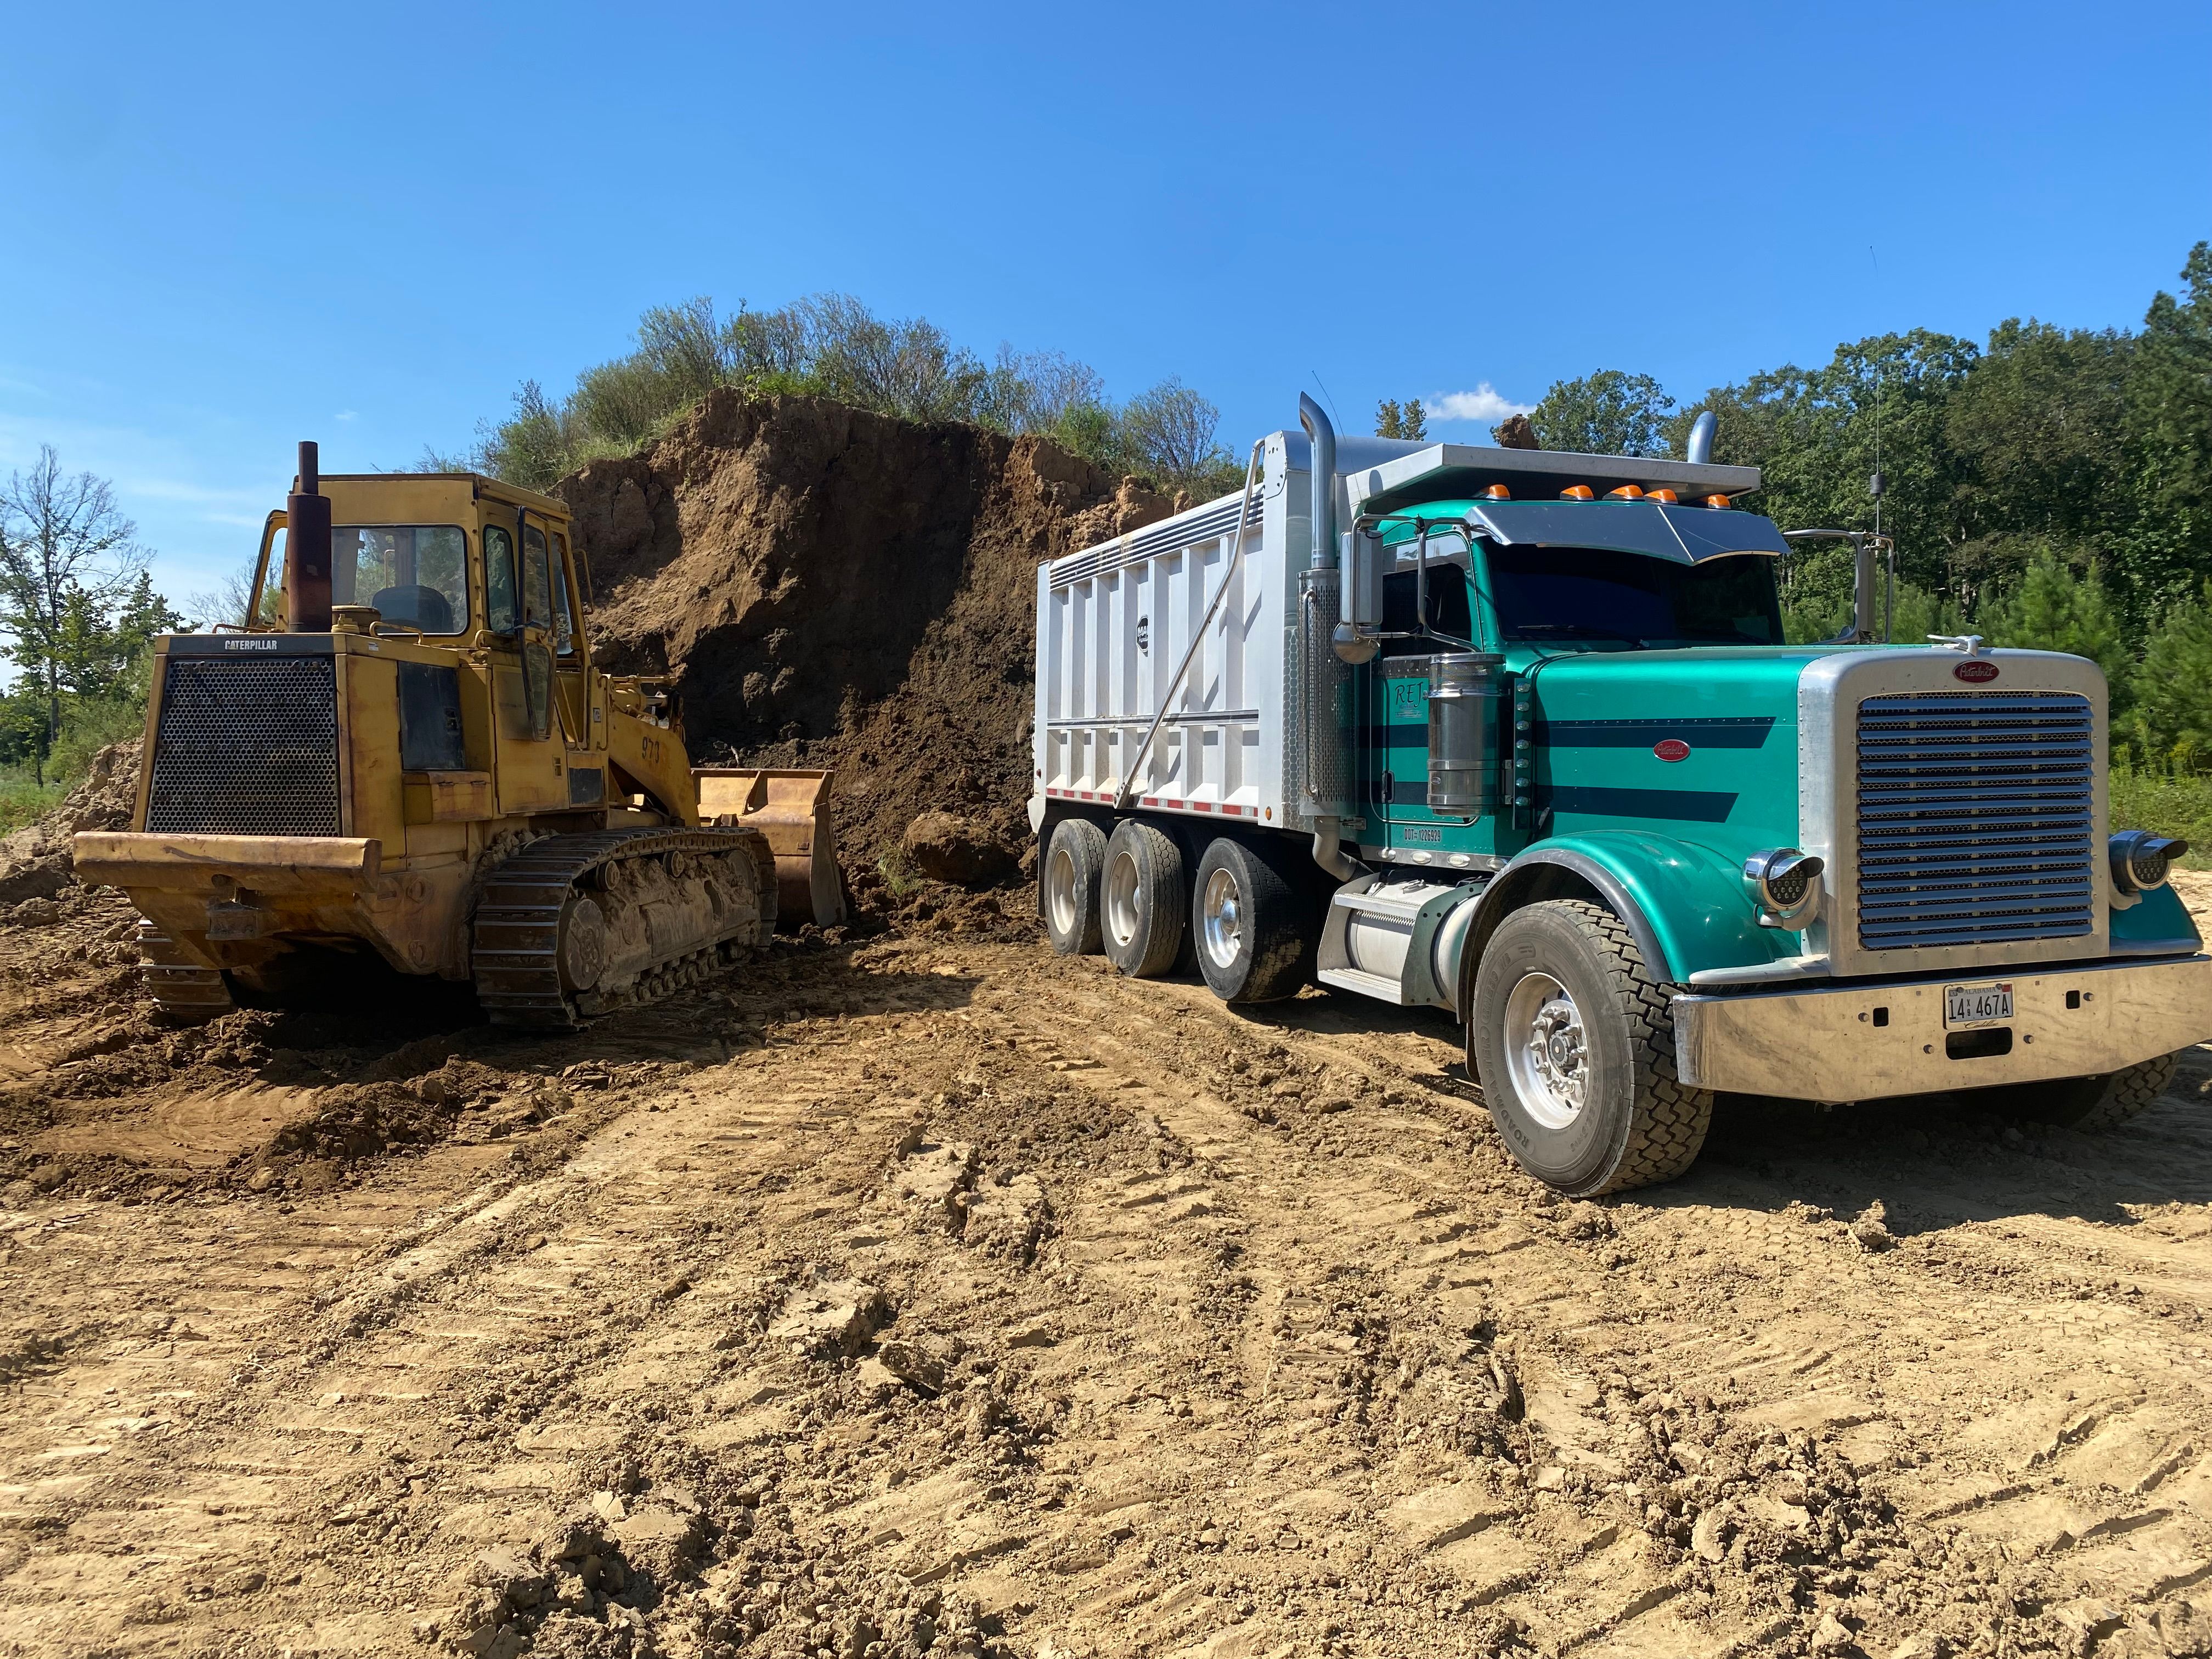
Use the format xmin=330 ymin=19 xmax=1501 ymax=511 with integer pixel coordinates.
xmin=1487 ymin=546 xmax=1782 ymax=648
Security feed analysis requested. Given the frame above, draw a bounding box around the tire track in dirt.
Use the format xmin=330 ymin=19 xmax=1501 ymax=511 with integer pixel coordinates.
xmin=983 ymin=949 xmax=2212 ymax=1655
xmin=7 ymin=934 xmax=2212 ymax=1657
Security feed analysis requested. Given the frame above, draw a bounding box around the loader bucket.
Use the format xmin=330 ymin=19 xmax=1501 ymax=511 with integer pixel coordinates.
xmin=693 ymin=768 xmax=847 ymax=928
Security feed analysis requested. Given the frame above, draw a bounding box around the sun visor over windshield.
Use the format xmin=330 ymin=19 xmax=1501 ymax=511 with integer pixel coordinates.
xmin=1463 ymin=500 xmax=1790 ymax=565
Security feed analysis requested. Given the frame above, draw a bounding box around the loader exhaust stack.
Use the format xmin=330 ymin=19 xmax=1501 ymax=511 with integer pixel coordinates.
xmin=285 ymin=440 xmax=334 ymax=633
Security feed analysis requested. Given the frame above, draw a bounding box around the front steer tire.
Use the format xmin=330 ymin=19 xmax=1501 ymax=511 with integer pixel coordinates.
xmin=1981 ymin=1051 xmax=2180 ymax=1132
xmin=1469 ymin=898 xmax=1713 ymax=1197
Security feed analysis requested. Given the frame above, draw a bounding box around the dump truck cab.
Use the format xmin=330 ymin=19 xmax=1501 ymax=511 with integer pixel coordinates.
xmin=76 ymin=443 xmax=843 ymax=1025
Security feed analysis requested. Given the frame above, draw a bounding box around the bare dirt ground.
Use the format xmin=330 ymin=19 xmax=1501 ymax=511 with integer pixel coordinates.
xmin=1 ymin=876 xmax=2210 ymax=1659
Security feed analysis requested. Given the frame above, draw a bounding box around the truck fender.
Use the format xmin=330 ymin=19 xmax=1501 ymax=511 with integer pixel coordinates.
xmin=1455 ymin=833 xmax=1791 ymax=1015
xmin=1459 ymin=848 xmax=1675 ymax=1017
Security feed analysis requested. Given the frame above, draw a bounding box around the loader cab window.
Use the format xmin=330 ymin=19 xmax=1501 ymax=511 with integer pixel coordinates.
xmin=253 ymin=525 xmax=287 ymax=627
xmin=331 ymin=525 xmax=470 ymax=635
xmin=484 ymin=524 xmax=518 ymax=634
xmin=522 ymin=524 xmax=554 ymax=630
xmin=552 ymin=533 xmax=578 ymax=658
xmin=1487 ymin=545 xmax=1784 ymax=648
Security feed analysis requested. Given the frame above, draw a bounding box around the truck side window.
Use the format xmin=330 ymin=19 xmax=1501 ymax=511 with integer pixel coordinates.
xmin=523 ymin=525 xmax=553 ymax=629
xmin=552 ymin=533 xmax=578 ymax=658
xmin=1380 ymin=568 xmax=1472 ymax=655
xmin=484 ymin=525 xmax=518 ymax=634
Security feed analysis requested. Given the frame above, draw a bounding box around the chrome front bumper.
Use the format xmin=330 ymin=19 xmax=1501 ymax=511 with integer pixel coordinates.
xmin=1673 ymin=955 xmax=2212 ymax=1102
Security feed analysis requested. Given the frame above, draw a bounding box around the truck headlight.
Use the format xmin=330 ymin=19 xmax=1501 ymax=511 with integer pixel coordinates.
xmin=1743 ymin=848 xmax=1824 ymax=929
xmin=2110 ymin=830 xmax=2188 ymax=894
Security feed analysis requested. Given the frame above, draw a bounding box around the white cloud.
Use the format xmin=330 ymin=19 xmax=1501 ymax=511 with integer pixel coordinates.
xmin=1429 ymin=383 xmax=1535 ymax=426
xmin=335 ymin=409 xmax=357 ymax=421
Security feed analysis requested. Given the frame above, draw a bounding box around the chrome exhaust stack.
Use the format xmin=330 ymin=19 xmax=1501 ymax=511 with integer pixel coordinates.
xmin=1296 ymin=395 xmax=1358 ymax=880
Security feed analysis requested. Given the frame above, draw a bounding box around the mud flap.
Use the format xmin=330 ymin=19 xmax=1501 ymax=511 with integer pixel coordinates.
xmin=693 ymin=768 xmax=847 ymax=928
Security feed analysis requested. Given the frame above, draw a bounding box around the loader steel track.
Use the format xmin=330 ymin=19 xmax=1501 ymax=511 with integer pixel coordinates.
xmin=471 ymin=826 xmax=776 ymax=1029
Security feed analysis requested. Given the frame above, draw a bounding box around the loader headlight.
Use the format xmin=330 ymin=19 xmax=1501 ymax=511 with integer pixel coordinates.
xmin=1743 ymin=848 xmax=1824 ymax=929
xmin=2110 ymin=830 xmax=2188 ymax=894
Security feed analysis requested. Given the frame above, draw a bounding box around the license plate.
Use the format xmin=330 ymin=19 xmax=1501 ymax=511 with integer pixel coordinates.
xmin=1944 ymin=981 xmax=2013 ymax=1028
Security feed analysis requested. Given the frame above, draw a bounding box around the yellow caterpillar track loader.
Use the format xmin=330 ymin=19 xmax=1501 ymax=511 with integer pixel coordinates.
xmin=73 ymin=443 xmax=844 ymax=1028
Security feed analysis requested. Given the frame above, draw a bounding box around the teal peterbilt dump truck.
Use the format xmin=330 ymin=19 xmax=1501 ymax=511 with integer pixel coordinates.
xmin=1028 ymin=397 xmax=2211 ymax=1196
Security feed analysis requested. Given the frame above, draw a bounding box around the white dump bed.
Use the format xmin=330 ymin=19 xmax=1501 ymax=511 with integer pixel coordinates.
xmin=1031 ymin=431 xmax=1312 ymax=832
xmin=1029 ymin=428 xmax=1763 ymax=837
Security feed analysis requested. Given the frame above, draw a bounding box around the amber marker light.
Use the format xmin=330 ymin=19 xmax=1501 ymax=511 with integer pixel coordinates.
xmin=1646 ymin=488 xmax=1678 ymax=503
xmin=1607 ymin=485 xmax=1645 ymax=500
xmin=1560 ymin=484 xmax=1595 ymax=500
xmin=1482 ymin=483 xmax=1510 ymax=499
xmin=1703 ymin=493 xmax=1732 ymax=509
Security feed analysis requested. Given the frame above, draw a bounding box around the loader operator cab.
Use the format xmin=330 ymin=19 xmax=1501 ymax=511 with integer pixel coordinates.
xmin=246 ymin=479 xmax=604 ymax=751
xmin=250 ymin=505 xmax=582 ymax=652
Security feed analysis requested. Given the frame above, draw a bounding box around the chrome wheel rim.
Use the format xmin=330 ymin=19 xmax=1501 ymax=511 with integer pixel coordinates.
xmin=1045 ymin=845 xmax=1081 ymax=938
xmin=1200 ymin=866 xmax=1243 ymax=969
xmin=1502 ymin=971 xmax=1587 ymax=1130
xmin=1104 ymin=850 xmax=1142 ymax=950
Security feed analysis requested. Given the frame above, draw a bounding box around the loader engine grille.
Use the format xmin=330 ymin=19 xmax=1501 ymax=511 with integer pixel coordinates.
xmin=1854 ymin=690 xmax=2095 ymax=951
xmin=145 ymin=656 xmax=342 ymax=836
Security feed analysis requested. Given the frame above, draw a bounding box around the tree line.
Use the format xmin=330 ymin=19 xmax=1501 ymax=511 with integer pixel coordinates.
xmin=1490 ymin=241 xmax=2212 ymax=766
xmin=448 ymin=295 xmax=1248 ymax=499
xmin=0 ymin=446 xmax=182 ymax=791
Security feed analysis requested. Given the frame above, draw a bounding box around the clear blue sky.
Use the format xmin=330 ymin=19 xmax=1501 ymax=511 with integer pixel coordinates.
xmin=2 ymin=0 xmax=2207 ymax=609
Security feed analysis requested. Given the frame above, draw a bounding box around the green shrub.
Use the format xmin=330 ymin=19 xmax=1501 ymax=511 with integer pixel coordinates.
xmin=876 ymin=851 xmax=922 ymax=899
xmin=46 ymin=693 xmax=142 ymax=785
xmin=0 ymin=765 xmax=60 ymax=834
xmin=2111 ymin=760 xmax=2212 ymax=867
xmin=459 ymin=294 xmax=1239 ymax=499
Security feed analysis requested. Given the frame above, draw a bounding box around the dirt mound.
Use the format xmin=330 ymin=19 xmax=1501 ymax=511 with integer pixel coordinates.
xmin=560 ymin=392 xmax=1175 ymax=891
xmin=0 ymin=739 xmax=139 ymax=910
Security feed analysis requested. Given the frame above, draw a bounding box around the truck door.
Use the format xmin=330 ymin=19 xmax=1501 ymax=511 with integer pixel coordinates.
xmin=1371 ymin=541 xmax=1475 ymax=832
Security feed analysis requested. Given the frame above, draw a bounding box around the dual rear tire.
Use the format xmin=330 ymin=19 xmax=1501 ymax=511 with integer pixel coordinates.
xmin=1039 ymin=816 xmax=1311 ymax=1003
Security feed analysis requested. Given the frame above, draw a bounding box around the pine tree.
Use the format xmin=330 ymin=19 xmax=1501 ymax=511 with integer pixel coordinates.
xmin=2130 ymin=583 xmax=2212 ymax=768
xmin=1974 ymin=551 xmax=2132 ymax=707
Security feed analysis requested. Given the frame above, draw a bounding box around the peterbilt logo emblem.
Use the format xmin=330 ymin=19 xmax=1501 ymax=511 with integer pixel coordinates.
xmin=1653 ymin=739 xmax=1692 ymax=762
xmin=1954 ymin=660 xmax=2001 ymax=683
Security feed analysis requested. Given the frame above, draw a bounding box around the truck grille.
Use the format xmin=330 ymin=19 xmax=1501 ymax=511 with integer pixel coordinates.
xmin=1855 ymin=690 xmax=2095 ymax=950
xmin=144 ymin=656 xmax=342 ymax=836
